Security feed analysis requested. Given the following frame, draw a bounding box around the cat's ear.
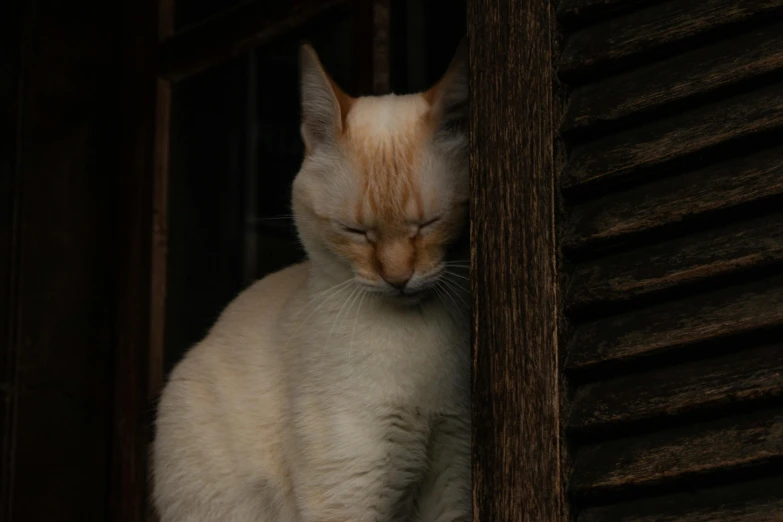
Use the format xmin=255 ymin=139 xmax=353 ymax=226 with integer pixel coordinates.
xmin=299 ymin=43 xmax=353 ymax=152
xmin=425 ymin=38 xmax=468 ymax=136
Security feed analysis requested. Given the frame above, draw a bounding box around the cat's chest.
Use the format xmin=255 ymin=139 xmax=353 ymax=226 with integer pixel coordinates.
xmin=307 ymin=305 xmax=469 ymax=413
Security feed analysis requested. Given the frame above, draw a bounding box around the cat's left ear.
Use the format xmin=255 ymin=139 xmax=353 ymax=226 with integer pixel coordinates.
xmin=299 ymin=43 xmax=354 ymax=152
xmin=425 ymin=38 xmax=468 ymax=136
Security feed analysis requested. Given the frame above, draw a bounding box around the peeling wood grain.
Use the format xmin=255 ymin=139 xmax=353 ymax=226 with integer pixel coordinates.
xmin=563 ymin=22 xmax=783 ymax=131
xmin=578 ymin=476 xmax=783 ymax=521
xmin=569 ymin=342 xmax=783 ymax=430
xmin=469 ymin=0 xmax=564 ymax=519
xmin=567 ymin=214 xmax=783 ymax=309
xmin=564 ymin=83 xmax=783 ymax=190
xmin=571 ymin=408 xmax=783 ymax=497
xmin=567 ymin=275 xmax=783 ymax=372
xmin=564 ymin=146 xmax=783 ymax=251
xmin=560 ymin=0 xmax=783 ymax=77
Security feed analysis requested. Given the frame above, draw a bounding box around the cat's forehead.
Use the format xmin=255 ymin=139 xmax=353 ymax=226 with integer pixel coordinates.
xmin=344 ymin=94 xmax=432 ymax=137
xmin=339 ymin=94 xmax=438 ymax=224
xmin=341 ymin=94 xmax=435 ymax=180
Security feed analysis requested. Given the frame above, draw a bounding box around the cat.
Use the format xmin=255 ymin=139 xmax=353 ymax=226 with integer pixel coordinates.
xmin=152 ymin=40 xmax=470 ymax=522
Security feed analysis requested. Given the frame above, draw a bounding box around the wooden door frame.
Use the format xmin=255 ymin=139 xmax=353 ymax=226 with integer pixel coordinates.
xmin=469 ymin=0 xmax=566 ymax=520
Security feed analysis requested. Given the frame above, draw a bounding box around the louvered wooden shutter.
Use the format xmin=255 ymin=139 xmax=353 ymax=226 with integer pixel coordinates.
xmin=557 ymin=0 xmax=783 ymax=520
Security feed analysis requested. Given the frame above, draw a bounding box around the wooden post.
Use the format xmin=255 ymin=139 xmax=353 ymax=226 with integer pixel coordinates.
xmin=468 ymin=0 xmax=565 ymax=520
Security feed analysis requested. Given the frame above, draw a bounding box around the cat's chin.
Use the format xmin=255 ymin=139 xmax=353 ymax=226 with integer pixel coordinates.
xmin=394 ymin=294 xmax=424 ymax=306
xmin=386 ymin=289 xmax=435 ymax=307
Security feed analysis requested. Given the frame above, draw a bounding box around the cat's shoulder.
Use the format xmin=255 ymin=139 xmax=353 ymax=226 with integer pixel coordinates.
xmin=246 ymin=261 xmax=310 ymax=297
xmin=222 ymin=261 xmax=310 ymax=317
xmin=167 ymin=262 xmax=311 ymax=382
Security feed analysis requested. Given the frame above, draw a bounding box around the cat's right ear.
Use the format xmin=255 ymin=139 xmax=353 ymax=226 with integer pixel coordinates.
xmin=425 ymin=38 xmax=468 ymax=137
xmin=299 ymin=44 xmax=353 ymax=152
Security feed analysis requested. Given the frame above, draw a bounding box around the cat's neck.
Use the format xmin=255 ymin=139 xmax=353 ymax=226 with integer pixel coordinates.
xmin=304 ymin=261 xmax=353 ymax=296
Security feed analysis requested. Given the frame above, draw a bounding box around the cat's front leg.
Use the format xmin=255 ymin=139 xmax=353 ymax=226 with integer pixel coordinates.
xmin=414 ymin=414 xmax=471 ymax=522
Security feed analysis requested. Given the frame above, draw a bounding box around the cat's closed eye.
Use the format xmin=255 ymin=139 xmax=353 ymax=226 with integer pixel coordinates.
xmin=343 ymin=225 xmax=366 ymax=235
xmin=338 ymin=223 xmax=370 ymax=240
xmin=419 ymin=217 xmax=441 ymax=229
xmin=410 ymin=217 xmax=441 ymax=237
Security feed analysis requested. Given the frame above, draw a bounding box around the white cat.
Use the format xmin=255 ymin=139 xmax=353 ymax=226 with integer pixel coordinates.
xmin=152 ymin=41 xmax=470 ymax=522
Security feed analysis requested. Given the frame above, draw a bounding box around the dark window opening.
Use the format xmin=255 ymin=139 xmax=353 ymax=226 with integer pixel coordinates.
xmin=164 ymin=2 xmax=466 ymax=372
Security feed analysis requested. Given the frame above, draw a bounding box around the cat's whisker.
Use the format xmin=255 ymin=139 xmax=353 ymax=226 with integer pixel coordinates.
xmin=433 ymin=284 xmax=460 ymax=323
xmin=443 ymin=279 xmax=469 ymax=300
xmin=444 ymin=270 xmax=469 ymax=282
xmin=438 ymin=279 xmax=469 ymax=312
xmin=442 ymin=270 xmax=469 ymax=287
xmin=431 ymin=285 xmax=448 ymax=315
xmin=349 ymin=290 xmax=367 ymax=363
xmin=283 ymin=280 xmax=353 ymax=351
xmin=326 ymin=286 xmax=361 ymax=349
xmin=290 ymin=279 xmax=352 ymax=324
xmin=441 ymin=276 xmax=470 ymax=310
xmin=327 ymin=287 xmax=357 ymax=341
xmin=436 ymin=280 xmax=463 ymax=315
xmin=250 ymin=215 xmax=296 ymax=222
xmin=306 ymin=279 xmax=354 ymax=304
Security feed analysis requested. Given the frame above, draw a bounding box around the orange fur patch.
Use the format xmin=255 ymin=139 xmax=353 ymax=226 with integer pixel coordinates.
xmin=343 ymin=100 xmax=433 ymax=222
xmin=337 ymin=97 xmax=439 ymax=283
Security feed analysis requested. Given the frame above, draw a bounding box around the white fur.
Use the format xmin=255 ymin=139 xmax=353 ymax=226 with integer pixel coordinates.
xmin=347 ymin=95 xmax=431 ymax=137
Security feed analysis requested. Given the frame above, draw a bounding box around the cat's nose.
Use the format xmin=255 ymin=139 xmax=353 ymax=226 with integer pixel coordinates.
xmin=382 ymin=274 xmax=412 ymax=291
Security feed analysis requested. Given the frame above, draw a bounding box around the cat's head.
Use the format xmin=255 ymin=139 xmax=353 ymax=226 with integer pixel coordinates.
xmin=292 ymin=41 xmax=468 ymax=303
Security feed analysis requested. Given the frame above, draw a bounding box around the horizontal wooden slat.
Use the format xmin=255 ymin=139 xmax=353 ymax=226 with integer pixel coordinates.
xmin=564 ymin=83 xmax=783 ymax=190
xmin=578 ymin=476 xmax=783 ymax=521
xmin=560 ymin=0 xmax=783 ymax=77
xmin=557 ymin=0 xmax=653 ymax=22
xmin=563 ymin=146 xmax=783 ymax=251
xmin=571 ymin=408 xmax=783 ymax=498
xmin=569 ymin=342 xmax=783 ymax=431
xmin=160 ymin=0 xmax=349 ymax=81
xmin=567 ymin=275 xmax=783 ymax=372
xmin=567 ymin=215 xmax=783 ymax=309
xmin=563 ymin=22 xmax=783 ymax=131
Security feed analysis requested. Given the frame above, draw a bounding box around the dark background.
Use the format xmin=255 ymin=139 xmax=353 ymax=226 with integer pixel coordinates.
xmin=1 ymin=0 xmax=464 ymax=520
